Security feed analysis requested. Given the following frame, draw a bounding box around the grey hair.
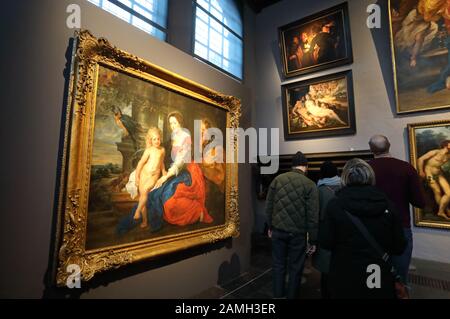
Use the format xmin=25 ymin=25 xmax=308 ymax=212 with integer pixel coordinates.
xmin=341 ymin=158 xmax=376 ymax=187
xmin=368 ymin=135 xmax=390 ymax=155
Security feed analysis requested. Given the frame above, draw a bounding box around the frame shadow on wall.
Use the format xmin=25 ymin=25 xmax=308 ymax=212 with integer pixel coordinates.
xmin=369 ymin=0 xmax=398 ymax=116
xmin=272 ymin=39 xmax=285 ymax=81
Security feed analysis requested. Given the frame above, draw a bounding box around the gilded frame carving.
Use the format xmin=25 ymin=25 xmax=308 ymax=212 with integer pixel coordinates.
xmin=54 ymin=30 xmax=240 ymax=286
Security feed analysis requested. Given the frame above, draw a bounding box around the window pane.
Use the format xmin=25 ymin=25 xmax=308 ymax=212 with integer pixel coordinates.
xmin=103 ymin=0 xmax=131 ymax=23
xmin=196 ymin=7 xmax=209 ymax=23
xmin=117 ymin=0 xmax=132 ymax=7
xmin=195 ymin=18 xmax=209 ymax=45
xmin=135 ymin=0 xmax=168 ymax=28
xmin=196 ymin=0 xmax=242 ymax=37
xmin=88 ymin=0 xmax=167 ymax=40
xmin=209 ymin=29 xmax=222 ymax=53
xmin=194 ymin=42 xmax=208 ymax=59
xmin=194 ymin=4 xmax=243 ymax=79
xmin=131 ymin=15 xmax=165 ymax=40
xmin=224 ymin=31 xmax=243 ymax=78
xmin=132 ymin=3 xmax=153 ymax=22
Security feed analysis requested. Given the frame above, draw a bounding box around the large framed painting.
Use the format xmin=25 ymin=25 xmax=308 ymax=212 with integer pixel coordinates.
xmin=278 ymin=2 xmax=353 ymax=78
xmin=408 ymin=120 xmax=450 ymax=230
xmin=281 ymin=70 xmax=356 ymax=140
xmin=389 ymin=0 xmax=450 ymax=113
xmin=53 ymin=30 xmax=240 ymax=286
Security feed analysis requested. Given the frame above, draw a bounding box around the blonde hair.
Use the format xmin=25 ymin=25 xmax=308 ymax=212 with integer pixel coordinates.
xmin=418 ymin=0 xmax=446 ymax=21
xmin=146 ymin=127 xmax=162 ymax=147
xmin=341 ymin=158 xmax=376 ymax=187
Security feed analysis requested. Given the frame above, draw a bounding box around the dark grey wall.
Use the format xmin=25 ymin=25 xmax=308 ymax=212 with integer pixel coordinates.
xmin=0 ymin=0 xmax=256 ymax=298
xmin=253 ymin=0 xmax=450 ymax=262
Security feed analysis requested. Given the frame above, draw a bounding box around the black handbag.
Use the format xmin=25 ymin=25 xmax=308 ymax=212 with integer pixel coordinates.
xmin=344 ymin=210 xmax=409 ymax=299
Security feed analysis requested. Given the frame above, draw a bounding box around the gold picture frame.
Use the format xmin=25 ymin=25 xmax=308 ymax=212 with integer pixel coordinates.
xmin=408 ymin=120 xmax=450 ymax=230
xmin=389 ymin=0 xmax=450 ymax=114
xmin=281 ymin=70 xmax=356 ymax=140
xmin=54 ymin=30 xmax=241 ymax=286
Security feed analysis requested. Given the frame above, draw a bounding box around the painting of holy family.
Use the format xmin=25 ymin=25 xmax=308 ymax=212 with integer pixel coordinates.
xmin=54 ymin=30 xmax=240 ymax=285
xmin=87 ymin=65 xmax=229 ymax=249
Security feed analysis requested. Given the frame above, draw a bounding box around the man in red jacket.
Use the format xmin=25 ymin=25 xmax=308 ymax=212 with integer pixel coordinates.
xmin=368 ymin=135 xmax=425 ymax=286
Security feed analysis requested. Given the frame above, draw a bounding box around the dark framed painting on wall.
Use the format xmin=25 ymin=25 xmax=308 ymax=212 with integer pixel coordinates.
xmin=52 ymin=30 xmax=241 ymax=286
xmin=389 ymin=0 xmax=450 ymax=114
xmin=278 ymin=2 xmax=353 ymax=78
xmin=281 ymin=70 xmax=356 ymax=140
xmin=408 ymin=120 xmax=450 ymax=230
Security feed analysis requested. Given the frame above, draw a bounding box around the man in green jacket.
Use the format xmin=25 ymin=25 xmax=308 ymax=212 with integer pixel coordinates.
xmin=266 ymin=151 xmax=319 ymax=299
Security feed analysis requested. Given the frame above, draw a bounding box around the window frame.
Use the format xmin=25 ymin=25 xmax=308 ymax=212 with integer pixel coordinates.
xmin=191 ymin=0 xmax=244 ymax=81
xmin=91 ymin=0 xmax=169 ymax=41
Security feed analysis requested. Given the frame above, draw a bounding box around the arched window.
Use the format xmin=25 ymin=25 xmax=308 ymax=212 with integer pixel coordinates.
xmin=88 ymin=0 xmax=168 ymax=41
xmin=193 ymin=0 xmax=243 ymax=80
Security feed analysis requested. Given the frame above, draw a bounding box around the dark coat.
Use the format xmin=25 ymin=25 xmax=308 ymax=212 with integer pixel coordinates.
xmin=312 ymin=179 xmax=341 ymax=273
xmin=265 ymin=169 xmax=319 ymax=242
xmin=319 ymin=185 xmax=407 ymax=299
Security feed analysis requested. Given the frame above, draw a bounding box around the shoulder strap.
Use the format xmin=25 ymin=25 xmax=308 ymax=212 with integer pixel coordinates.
xmin=344 ymin=210 xmax=389 ymax=262
xmin=344 ymin=210 xmax=402 ymax=281
xmin=325 ymin=185 xmax=335 ymax=194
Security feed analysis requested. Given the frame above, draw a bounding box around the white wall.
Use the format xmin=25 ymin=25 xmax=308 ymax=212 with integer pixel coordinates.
xmin=0 ymin=0 xmax=256 ymax=298
xmin=253 ymin=0 xmax=450 ymax=263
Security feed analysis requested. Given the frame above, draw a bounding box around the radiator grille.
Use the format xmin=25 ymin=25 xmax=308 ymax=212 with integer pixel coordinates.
xmin=408 ymin=274 xmax=450 ymax=292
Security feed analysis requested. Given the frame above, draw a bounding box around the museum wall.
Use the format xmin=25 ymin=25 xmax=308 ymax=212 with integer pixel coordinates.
xmin=253 ymin=0 xmax=450 ymax=263
xmin=0 ymin=0 xmax=256 ymax=298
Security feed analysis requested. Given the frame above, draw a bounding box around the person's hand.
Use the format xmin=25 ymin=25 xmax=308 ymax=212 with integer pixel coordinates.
xmin=153 ymin=175 xmax=168 ymax=190
xmin=419 ymin=171 xmax=426 ymax=178
xmin=307 ymin=245 xmax=317 ymax=256
xmin=267 ymin=229 xmax=273 ymax=239
xmin=135 ymin=179 xmax=140 ymax=188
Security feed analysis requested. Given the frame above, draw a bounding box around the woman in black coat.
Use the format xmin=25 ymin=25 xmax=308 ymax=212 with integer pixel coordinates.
xmin=319 ymin=158 xmax=407 ymax=299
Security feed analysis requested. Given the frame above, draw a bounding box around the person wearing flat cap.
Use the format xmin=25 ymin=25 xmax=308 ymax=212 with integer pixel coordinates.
xmin=265 ymin=151 xmax=319 ymax=299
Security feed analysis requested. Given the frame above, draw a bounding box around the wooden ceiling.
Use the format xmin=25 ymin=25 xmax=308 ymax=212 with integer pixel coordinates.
xmin=246 ymin=0 xmax=282 ymax=13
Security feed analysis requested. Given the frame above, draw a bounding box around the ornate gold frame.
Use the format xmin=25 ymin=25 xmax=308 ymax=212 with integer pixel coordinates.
xmin=408 ymin=120 xmax=450 ymax=230
xmin=281 ymin=70 xmax=356 ymax=140
xmin=388 ymin=0 xmax=450 ymax=114
xmin=54 ymin=30 xmax=241 ymax=286
xmin=278 ymin=2 xmax=353 ymax=78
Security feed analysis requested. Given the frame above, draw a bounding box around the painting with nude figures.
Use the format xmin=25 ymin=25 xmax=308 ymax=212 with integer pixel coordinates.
xmin=389 ymin=0 xmax=450 ymax=113
xmin=408 ymin=120 xmax=450 ymax=230
xmin=281 ymin=70 xmax=356 ymax=140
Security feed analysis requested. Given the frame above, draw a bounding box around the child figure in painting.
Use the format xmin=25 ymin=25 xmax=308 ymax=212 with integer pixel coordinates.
xmin=134 ymin=127 xmax=166 ymax=228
